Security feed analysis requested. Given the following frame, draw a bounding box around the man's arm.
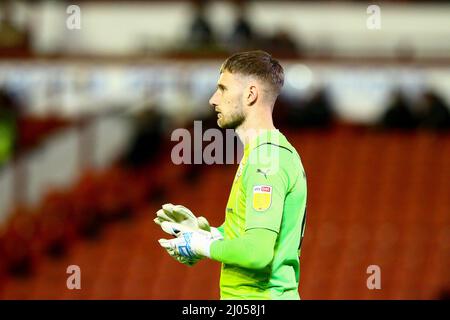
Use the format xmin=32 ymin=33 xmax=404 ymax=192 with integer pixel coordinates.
xmin=209 ymin=143 xmax=291 ymax=269
xmin=215 ymin=223 xmax=225 ymax=237
xmin=210 ymin=228 xmax=277 ymax=269
xmin=158 ymin=145 xmax=290 ymax=266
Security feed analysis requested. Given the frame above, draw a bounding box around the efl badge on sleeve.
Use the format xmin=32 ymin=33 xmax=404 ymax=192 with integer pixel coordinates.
xmin=252 ymin=185 xmax=272 ymax=211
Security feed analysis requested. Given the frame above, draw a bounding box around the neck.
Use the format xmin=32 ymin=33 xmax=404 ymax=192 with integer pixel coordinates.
xmin=235 ymin=107 xmax=276 ymax=146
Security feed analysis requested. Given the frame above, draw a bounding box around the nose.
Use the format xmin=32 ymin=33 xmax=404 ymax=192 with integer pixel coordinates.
xmin=209 ymin=91 xmax=218 ymax=108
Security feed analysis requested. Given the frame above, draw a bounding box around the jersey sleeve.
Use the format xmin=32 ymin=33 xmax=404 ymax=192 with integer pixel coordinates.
xmin=243 ymin=144 xmax=291 ymax=233
xmin=210 ymin=228 xmax=277 ymax=269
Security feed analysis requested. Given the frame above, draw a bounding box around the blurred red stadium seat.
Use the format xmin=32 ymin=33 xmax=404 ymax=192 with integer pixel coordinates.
xmin=0 ymin=125 xmax=448 ymax=299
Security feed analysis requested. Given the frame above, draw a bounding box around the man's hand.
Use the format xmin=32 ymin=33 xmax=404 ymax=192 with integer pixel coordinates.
xmin=163 ymin=245 xmax=201 ymax=266
xmin=157 ymin=216 xmax=206 ymax=266
xmin=155 ymin=204 xmax=224 ymax=265
xmin=158 ymin=222 xmax=215 ymax=259
xmin=154 ymin=203 xmax=211 ymax=232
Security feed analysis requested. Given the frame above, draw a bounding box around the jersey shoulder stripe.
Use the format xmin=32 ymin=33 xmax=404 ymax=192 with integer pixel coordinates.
xmin=254 ymin=142 xmax=293 ymax=154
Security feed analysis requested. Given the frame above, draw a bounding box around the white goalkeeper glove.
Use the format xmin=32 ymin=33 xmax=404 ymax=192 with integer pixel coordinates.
xmin=163 ymin=244 xmax=200 ymax=266
xmin=154 ymin=203 xmax=224 ymax=240
xmin=154 ymin=203 xmax=211 ymax=232
xmin=155 ymin=204 xmax=223 ymax=265
xmin=158 ymin=221 xmax=218 ymax=259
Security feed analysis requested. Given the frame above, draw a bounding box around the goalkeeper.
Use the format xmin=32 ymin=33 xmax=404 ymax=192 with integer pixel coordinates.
xmin=155 ymin=51 xmax=307 ymax=300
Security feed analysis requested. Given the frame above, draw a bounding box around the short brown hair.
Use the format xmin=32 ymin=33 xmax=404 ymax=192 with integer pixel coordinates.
xmin=220 ymin=50 xmax=284 ymax=96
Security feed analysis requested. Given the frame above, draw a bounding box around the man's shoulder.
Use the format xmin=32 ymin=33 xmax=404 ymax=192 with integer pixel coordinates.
xmin=245 ymin=137 xmax=300 ymax=181
xmin=250 ymin=132 xmax=299 ymax=162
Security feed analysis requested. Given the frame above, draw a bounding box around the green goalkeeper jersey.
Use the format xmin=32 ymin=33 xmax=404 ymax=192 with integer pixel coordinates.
xmin=219 ymin=129 xmax=307 ymax=300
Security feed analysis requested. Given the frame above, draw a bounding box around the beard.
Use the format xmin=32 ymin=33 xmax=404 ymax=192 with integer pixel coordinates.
xmin=218 ymin=108 xmax=245 ymax=129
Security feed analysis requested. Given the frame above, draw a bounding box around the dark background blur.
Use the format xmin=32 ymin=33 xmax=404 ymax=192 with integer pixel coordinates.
xmin=0 ymin=0 xmax=449 ymax=299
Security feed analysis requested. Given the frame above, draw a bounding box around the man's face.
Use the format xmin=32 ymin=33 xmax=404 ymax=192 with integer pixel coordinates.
xmin=209 ymin=71 xmax=246 ymax=129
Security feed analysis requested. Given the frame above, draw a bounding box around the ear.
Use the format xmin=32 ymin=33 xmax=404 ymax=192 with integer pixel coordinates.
xmin=246 ymin=85 xmax=258 ymax=106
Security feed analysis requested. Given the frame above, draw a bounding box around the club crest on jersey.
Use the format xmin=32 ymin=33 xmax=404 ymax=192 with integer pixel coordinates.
xmin=252 ymin=185 xmax=272 ymax=211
